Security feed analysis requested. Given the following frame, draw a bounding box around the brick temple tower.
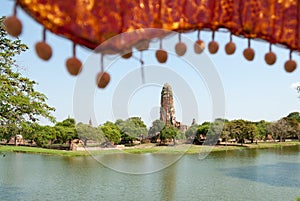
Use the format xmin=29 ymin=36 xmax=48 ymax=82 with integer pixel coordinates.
xmin=160 ymin=83 xmax=176 ymax=126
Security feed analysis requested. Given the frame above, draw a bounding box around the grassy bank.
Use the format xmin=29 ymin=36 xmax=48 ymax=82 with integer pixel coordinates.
xmin=1 ymin=141 xmax=300 ymax=156
xmin=0 ymin=145 xmax=89 ymax=157
xmin=121 ymin=141 xmax=300 ymax=154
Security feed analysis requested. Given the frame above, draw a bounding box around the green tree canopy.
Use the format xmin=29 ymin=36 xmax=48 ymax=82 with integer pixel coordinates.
xmin=148 ymin=119 xmax=165 ymax=137
xmin=268 ymin=117 xmax=299 ymax=142
xmin=0 ymin=17 xmax=55 ymax=142
xmin=54 ymin=118 xmax=77 ymax=144
xmin=176 ymin=130 xmax=186 ymax=140
xmin=19 ymin=121 xmax=36 ymax=142
xmin=228 ymin=119 xmax=259 ymax=144
xmin=287 ymin=112 xmax=300 ymax=122
xmin=197 ymin=122 xmax=210 ymax=136
xmin=204 ymin=119 xmax=224 ymax=145
xmin=76 ymin=122 xmax=105 ymax=146
xmin=99 ymin=121 xmax=121 ymax=144
xmin=115 ymin=117 xmax=147 ymax=143
xmin=56 ymin=118 xmax=76 ymax=127
xmin=243 ymin=121 xmax=259 ymax=143
xmin=229 ymin=119 xmax=247 ymax=144
xmin=185 ymin=123 xmax=198 ymax=139
xmin=221 ymin=121 xmax=232 ymax=144
xmin=255 ymin=120 xmax=270 ymax=140
xmin=160 ymin=126 xmax=178 ymax=144
xmin=34 ymin=125 xmax=56 ymax=147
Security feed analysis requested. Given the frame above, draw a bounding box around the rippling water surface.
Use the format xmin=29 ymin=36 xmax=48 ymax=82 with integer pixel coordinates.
xmin=0 ymin=146 xmax=300 ymax=201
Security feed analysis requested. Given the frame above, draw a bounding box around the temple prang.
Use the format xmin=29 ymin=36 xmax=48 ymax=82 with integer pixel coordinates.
xmin=160 ymin=83 xmax=175 ymax=126
xmin=159 ymin=83 xmax=189 ymax=132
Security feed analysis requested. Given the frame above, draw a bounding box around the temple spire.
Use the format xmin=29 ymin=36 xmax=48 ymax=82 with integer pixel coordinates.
xmin=160 ymin=83 xmax=175 ymax=126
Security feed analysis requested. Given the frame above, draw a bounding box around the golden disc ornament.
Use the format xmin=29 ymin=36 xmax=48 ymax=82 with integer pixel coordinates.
xmin=156 ymin=49 xmax=168 ymax=63
xmin=208 ymin=41 xmax=219 ymax=54
xmin=264 ymin=52 xmax=277 ymax=65
xmin=243 ymin=48 xmax=255 ymax=61
xmin=225 ymin=42 xmax=236 ymax=55
xmin=66 ymin=57 xmax=82 ymax=76
xmin=284 ymin=60 xmax=297 ymax=73
xmin=3 ymin=16 xmax=22 ymax=37
xmin=35 ymin=42 xmax=52 ymax=61
xmin=175 ymin=42 xmax=187 ymax=56
xmin=194 ymin=40 xmax=205 ymax=54
xmin=96 ymin=71 xmax=110 ymax=88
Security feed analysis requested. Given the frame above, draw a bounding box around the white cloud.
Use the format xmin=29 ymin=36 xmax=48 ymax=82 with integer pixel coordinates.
xmin=290 ymin=82 xmax=300 ymax=90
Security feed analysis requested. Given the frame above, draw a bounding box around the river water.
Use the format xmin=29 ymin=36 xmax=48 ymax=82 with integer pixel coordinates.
xmin=0 ymin=146 xmax=300 ymax=201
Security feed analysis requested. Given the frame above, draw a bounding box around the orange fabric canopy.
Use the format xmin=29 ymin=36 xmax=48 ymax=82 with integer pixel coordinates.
xmin=18 ymin=0 xmax=300 ymax=53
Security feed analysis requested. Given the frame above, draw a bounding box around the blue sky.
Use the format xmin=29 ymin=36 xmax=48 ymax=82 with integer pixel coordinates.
xmin=1 ymin=1 xmax=300 ymax=127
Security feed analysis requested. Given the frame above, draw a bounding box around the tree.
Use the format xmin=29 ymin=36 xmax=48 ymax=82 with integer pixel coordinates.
xmin=76 ymin=123 xmax=105 ymax=146
xmin=196 ymin=122 xmax=210 ymax=137
xmin=99 ymin=121 xmax=121 ymax=144
xmin=193 ymin=120 xmax=224 ymax=145
xmin=296 ymin=124 xmax=300 ymax=141
xmin=160 ymin=126 xmax=178 ymax=145
xmin=0 ymin=17 xmax=55 ymax=143
xmin=116 ymin=117 xmax=147 ymax=144
xmin=255 ymin=120 xmax=270 ymax=140
xmin=148 ymin=119 xmax=165 ymax=137
xmin=176 ymin=130 xmax=186 ymax=140
xmin=115 ymin=119 xmax=125 ymax=127
xmin=192 ymin=122 xmax=210 ymax=144
xmin=287 ymin=112 xmax=300 ymax=122
xmin=129 ymin=117 xmax=147 ymax=129
xmin=221 ymin=122 xmax=232 ymax=145
xmin=282 ymin=117 xmax=299 ymax=140
xmin=185 ymin=123 xmax=198 ymax=139
xmin=20 ymin=122 xmax=39 ymax=144
xmin=205 ymin=119 xmax=224 ymax=145
xmin=244 ymin=121 xmax=259 ymax=143
xmin=230 ymin=120 xmax=246 ymax=144
xmin=285 ymin=113 xmax=300 ymax=141
xmin=54 ymin=118 xmax=77 ymax=144
xmin=56 ymin=118 xmax=76 ymax=127
xmin=228 ymin=120 xmax=259 ymax=144
xmin=34 ymin=125 xmax=56 ymax=147
xmin=267 ymin=118 xmax=294 ymax=142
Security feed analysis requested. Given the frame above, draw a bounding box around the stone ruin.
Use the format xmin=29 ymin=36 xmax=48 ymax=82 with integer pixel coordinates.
xmin=160 ymin=83 xmax=188 ymax=132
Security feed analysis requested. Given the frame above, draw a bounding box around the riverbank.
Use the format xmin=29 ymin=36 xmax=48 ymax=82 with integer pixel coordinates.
xmin=0 ymin=145 xmax=89 ymax=157
xmin=1 ymin=141 xmax=300 ymax=156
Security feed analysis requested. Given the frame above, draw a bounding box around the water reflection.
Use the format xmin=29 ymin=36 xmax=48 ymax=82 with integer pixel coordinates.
xmin=0 ymin=186 xmax=23 ymax=201
xmin=1 ymin=146 xmax=300 ymax=201
xmin=208 ymin=148 xmax=259 ymax=159
xmin=94 ymin=153 xmax=182 ymax=174
xmin=272 ymin=145 xmax=300 ymax=155
xmin=160 ymin=162 xmax=177 ymax=201
xmin=221 ymin=162 xmax=300 ymax=188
